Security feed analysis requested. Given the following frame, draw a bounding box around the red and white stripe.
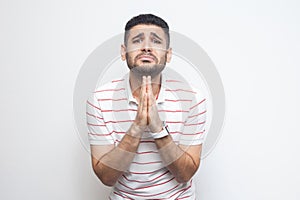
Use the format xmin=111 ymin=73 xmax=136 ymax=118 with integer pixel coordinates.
xmin=86 ymin=73 xmax=206 ymax=199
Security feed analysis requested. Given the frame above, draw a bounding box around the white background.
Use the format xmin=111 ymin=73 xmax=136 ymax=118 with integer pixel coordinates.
xmin=1 ymin=0 xmax=299 ymax=199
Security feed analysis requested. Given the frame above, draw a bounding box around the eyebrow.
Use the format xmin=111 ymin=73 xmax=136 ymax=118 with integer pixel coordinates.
xmin=131 ymin=33 xmax=144 ymax=41
xmin=150 ymin=32 xmax=163 ymax=41
xmin=131 ymin=32 xmax=163 ymax=41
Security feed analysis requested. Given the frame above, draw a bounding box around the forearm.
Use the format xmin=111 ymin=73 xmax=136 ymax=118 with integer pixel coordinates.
xmin=93 ymin=125 xmax=141 ymax=186
xmin=155 ymin=135 xmax=200 ymax=183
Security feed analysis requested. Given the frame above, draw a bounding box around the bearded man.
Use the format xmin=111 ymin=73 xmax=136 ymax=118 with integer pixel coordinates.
xmin=86 ymin=14 xmax=207 ymax=200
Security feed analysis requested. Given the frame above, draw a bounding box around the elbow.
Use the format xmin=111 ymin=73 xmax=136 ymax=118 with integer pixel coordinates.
xmin=175 ymin=163 xmax=200 ymax=183
xmin=99 ymin=176 xmax=117 ymax=187
xmin=92 ymin=167 xmax=117 ymax=187
xmin=175 ymin=175 xmax=192 ymax=183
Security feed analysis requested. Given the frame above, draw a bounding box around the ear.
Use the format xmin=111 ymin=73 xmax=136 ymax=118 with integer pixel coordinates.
xmin=166 ymin=48 xmax=172 ymax=63
xmin=121 ymin=44 xmax=126 ymax=61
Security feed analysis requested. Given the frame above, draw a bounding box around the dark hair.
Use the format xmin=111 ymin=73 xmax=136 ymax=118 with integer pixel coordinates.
xmin=124 ymin=14 xmax=170 ymax=48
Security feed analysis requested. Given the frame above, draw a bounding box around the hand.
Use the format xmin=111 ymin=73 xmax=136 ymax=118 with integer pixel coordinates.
xmin=145 ymin=76 xmax=163 ymax=133
xmin=132 ymin=76 xmax=163 ymax=135
xmin=131 ymin=76 xmax=148 ymax=136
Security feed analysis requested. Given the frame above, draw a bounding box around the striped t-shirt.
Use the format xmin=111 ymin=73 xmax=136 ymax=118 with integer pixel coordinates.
xmin=86 ymin=73 xmax=207 ymax=200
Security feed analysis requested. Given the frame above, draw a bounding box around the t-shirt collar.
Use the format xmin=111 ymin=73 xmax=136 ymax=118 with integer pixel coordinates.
xmin=125 ymin=73 xmax=166 ymax=104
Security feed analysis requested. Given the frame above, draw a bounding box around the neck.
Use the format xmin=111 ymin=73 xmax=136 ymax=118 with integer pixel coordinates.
xmin=129 ymin=72 xmax=161 ymax=100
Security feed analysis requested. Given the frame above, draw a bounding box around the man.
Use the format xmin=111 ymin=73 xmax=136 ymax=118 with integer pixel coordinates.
xmin=86 ymin=14 xmax=207 ymax=199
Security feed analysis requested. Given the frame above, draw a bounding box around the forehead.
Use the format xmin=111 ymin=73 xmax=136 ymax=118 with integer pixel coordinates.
xmin=127 ymin=24 xmax=166 ymax=38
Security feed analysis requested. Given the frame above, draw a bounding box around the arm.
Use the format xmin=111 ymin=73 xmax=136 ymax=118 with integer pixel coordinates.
xmin=146 ymin=76 xmax=205 ymax=183
xmin=154 ymin=136 xmax=202 ymax=183
xmin=91 ymin=125 xmax=141 ymax=186
xmin=89 ymin=77 xmax=148 ymax=186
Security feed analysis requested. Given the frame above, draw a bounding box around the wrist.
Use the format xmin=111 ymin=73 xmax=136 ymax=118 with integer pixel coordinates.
xmin=128 ymin=123 xmax=145 ymax=138
xmin=151 ymin=121 xmax=169 ymax=139
xmin=149 ymin=119 xmax=164 ymax=133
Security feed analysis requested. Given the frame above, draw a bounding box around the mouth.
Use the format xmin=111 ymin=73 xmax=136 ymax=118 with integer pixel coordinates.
xmin=137 ymin=55 xmax=156 ymax=63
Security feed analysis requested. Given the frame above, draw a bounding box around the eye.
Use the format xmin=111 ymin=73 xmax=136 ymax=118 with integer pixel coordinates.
xmin=152 ymin=38 xmax=162 ymax=44
xmin=132 ymin=38 xmax=143 ymax=44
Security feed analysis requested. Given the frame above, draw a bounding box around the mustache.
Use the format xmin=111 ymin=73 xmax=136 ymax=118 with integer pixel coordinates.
xmin=135 ymin=52 xmax=158 ymax=62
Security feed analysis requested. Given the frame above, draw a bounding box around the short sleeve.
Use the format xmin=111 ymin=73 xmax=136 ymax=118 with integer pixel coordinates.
xmin=179 ymin=88 xmax=207 ymax=145
xmin=86 ymin=93 xmax=114 ymax=145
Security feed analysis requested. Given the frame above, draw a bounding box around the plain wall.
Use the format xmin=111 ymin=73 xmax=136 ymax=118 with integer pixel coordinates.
xmin=0 ymin=0 xmax=299 ymax=199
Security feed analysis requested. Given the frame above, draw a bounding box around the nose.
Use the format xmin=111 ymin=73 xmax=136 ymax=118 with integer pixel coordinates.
xmin=141 ymin=39 xmax=152 ymax=52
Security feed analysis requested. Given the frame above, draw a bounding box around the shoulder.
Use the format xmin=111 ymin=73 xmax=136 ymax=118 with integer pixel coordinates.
xmin=92 ymin=76 xmax=127 ymax=99
xmin=162 ymin=73 xmax=206 ymax=105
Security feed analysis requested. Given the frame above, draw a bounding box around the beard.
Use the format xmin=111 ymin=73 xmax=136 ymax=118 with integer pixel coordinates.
xmin=126 ymin=52 xmax=167 ymax=78
xmin=130 ymin=63 xmax=165 ymax=77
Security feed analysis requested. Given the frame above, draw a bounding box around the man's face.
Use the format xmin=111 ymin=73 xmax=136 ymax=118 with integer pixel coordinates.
xmin=121 ymin=24 xmax=172 ymax=77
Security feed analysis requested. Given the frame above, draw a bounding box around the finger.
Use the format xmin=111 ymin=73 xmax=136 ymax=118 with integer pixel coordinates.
xmin=141 ymin=76 xmax=147 ymax=96
xmin=141 ymin=92 xmax=148 ymax=125
xmin=143 ymin=92 xmax=148 ymax=114
xmin=136 ymin=93 xmax=147 ymax=126
xmin=138 ymin=76 xmax=146 ymax=106
xmin=137 ymin=92 xmax=144 ymax=115
xmin=147 ymin=76 xmax=155 ymax=106
xmin=146 ymin=76 xmax=151 ymax=93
